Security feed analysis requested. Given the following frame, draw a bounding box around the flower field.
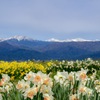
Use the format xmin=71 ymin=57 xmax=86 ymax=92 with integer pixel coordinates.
xmin=0 ymin=58 xmax=100 ymax=100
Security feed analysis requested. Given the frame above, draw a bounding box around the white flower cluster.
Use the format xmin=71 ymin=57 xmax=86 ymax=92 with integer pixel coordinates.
xmin=0 ymin=68 xmax=99 ymax=100
xmin=54 ymin=68 xmax=100 ymax=100
xmin=16 ymin=71 xmax=54 ymax=100
xmin=47 ymin=58 xmax=100 ymax=72
xmin=54 ymin=68 xmax=88 ymax=85
xmin=94 ymin=80 xmax=100 ymax=93
xmin=0 ymin=74 xmax=13 ymax=100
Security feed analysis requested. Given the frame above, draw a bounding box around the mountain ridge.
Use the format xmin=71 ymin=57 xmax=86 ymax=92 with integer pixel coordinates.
xmin=1 ymin=36 xmax=100 ymax=42
xmin=0 ymin=36 xmax=100 ymax=61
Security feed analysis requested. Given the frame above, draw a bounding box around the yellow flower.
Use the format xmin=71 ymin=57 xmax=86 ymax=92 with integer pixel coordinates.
xmin=11 ymin=76 xmax=15 ymax=81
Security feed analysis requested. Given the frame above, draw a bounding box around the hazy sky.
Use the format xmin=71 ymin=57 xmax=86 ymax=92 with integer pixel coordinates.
xmin=0 ymin=0 xmax=100 ymax=40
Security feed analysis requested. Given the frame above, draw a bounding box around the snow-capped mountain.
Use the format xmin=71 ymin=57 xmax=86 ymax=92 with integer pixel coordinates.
xmin=47 ymin=38 xmax=62 ymax=42
xmin=5 ymin=35 xmax=34 ymax=41
xmin=0 ymin=36 xmax=100 ymax=42
xmin=0 ymin=38 xmax=4 ymax=42
xmin=0 ymin=35 xmax=34 ymax=42
xmin=47 ymin=38 xmax=95 ymax=42
xmin=0 ymin=36 xmax=100 ymax=61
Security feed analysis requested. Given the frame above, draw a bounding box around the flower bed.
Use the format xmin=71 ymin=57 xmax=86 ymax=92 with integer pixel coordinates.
xmin=0 ymin=68 xmax=100 ymax=100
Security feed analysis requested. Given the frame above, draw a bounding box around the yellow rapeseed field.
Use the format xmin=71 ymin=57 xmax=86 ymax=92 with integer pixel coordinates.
xmin=0 ymin=61 xmax=52 ymax=80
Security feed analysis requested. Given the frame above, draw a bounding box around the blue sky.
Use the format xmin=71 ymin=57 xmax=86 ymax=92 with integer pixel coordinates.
xmin=0 ymin=0 xmax=100 ymax=40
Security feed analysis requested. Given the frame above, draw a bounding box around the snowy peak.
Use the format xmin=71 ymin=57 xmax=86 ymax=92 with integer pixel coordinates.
xmin=10 ymin=36 xmax=28 ymax=41
xmin=47 ymin=38 xmax=97 ymax=42
xmin=2 ymin=35 xmax=34 ymax=41
xmin=66 ymin=38 xmax=90 ymax=42
xmin=7 ymin=35 xmax=33 ymax=41
xmin=0 ymin=38 xmax=4 ymax=42
xmin=0 ymin=36 xmax=100 ymax=42
xmin=47 ymin=38 xmax=61 ymax=42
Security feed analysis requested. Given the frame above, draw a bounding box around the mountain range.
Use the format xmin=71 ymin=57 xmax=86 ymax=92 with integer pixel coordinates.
xmin=0 ymin=36 xmax=100 ymax=61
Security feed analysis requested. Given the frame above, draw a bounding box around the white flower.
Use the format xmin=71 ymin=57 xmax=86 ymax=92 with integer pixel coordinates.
xmin=69 ymin=94 xmax=79 ymax=100
xmin=24 ymin=71 xmax=34 ymax=81
xmin=76 ymin=68 xmax=88 ymax=81
xmin=0 ymin=79 xmax=5 ymax=86
xmin=41 ymin=85 xmax=53 ymax=96
xmin=32 ymin=71 xmax=44 ymax=85
xmin=23 ymin=86 xmax=37 ymax=99
xmin=16 ymin=80 xmax=26 ymax=91
xmin=63 ymin=80 xmax=69 ymax=86
xmin=78 ymin=85 xmax=87 ymax=95
xmin=86 ymin=88 xmax=93 ymax=96
xmin=54 ymin=72 xmax=67 ymax=84
xmin=0 ymin=87 xmax=4 ymax=92
xmin=94 ymin=80 xmax=100 ymax=85
xmin=16 ymin=79 xmax=31 ymax=92
xmin=2 ymin=74 xmax=10 ymax=82
xmin=43 ymin=94 xmax=54 ymax=100
xmin=61 ymin=71 xmax=68 ymax=78
xmin=67 ymin=72 xmax=75 ymax=81
xmin=90 ymin=73 xmax=96 ymax=80
xmin=23 ymin=81 xmax=30 ymax=92
xmin=0 ymin=74 xmax=10 ymax=87
xmin=4 ymin=82 xmax=13 ymax=93
xmin=95 ymin=85 xmax=100 ymax=93
xmin=43 ymin=75 xmax=53 ymax=87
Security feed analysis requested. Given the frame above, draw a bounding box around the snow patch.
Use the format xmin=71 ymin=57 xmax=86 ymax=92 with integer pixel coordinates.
xmin=2 ymin=35 xmax=34 ymax=41
xmin=46 ymin=38 xmax=99 ymax=42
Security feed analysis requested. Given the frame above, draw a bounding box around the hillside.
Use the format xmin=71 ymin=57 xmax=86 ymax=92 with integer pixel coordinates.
xmin=0 ymin=36 xmax=100 ymax=61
